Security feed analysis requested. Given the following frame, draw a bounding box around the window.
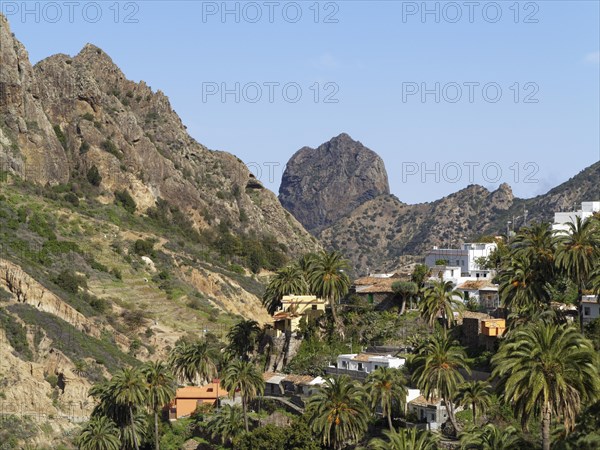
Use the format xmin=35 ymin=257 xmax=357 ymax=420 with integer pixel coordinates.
xmin=342 ymin=361 xmax=347 ymax=368
xmin=358 ymin=363 xmax=364 ymax=371
xmin=311 ymin=305 xmax=317 ymax=310
xmin=207 ymin=388 xmax=213 ymax=392
xmin=584 ymin=307 xmax=591 ymax=316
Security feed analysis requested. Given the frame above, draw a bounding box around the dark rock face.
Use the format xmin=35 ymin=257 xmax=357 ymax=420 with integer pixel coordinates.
xmin=279 ymin=133 xmax=390 ymax=233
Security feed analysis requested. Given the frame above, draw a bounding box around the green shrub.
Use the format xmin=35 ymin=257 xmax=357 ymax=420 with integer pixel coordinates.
xmin=53 ymin=125 xmax=67 ymax=150
xmin=28 ymin=213 xmax=57 ymax=240
xmin=121 ymin=310 xmax=146 ymax=330
xmin=53 ymin=269 xmax=86 ymax=294
xmin=63 ymin=192 xmax=79 ymax=206
xmin=45 ymin=374 xmax=58 ymax=388
xmin=186 ymin=297 xmax=205 ymax=310
xmin=86 ymin=165 xmax=102 ymax=186
xmin=79 ymin=140 xmax=90 ymax=154
xmin=114 ymin=190 xmax=136 ymax=213
xmin=101 ymin=139 xmax=122 ymax=160
xmin=90 ymin=259 xmax=109 ymax=273
xmin=111 ymin=267 xmax=123 ymax=280
xmin=133 ymin=238 xmax=154 ymax=256
xmin=81 ymin=113 xmax=95 ymax=121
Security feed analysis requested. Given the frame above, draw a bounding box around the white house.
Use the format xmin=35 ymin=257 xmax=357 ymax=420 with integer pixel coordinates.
xmin=407 ymin=396 xmax=451 ymax=431
xmin=553 ymin=201 xmax=600 ymax=233
xmin=456 ymin=281 xmax=500 ymax=312
xmin=582 ymin=295 xmax=600 ymax=325
xmin=327 ymin=353 xmax=405 ymax=379
xmin=425 ymin=242 xmax=497 ymax=277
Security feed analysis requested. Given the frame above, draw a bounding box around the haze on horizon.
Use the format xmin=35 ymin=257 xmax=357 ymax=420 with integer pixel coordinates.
xmin=3 ymin=0 xmax=599 ymax=204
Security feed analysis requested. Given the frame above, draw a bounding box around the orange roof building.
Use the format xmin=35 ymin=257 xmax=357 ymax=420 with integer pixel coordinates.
xmin=168 ymin=383 xmax=228 ymax=420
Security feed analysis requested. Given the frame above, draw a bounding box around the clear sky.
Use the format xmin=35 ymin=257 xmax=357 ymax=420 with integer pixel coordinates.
xmin=4 ymin=0 xmax=599 ymax=204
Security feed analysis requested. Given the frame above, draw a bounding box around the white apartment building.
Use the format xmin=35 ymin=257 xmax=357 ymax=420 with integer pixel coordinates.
xmin=553 ymin=201 xmax=600 ymax=233
xmin=425 ymin=242 xmax=497 ymax=276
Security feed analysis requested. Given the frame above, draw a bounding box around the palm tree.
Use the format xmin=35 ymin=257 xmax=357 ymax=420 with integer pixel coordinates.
xmin=206 ymin=404 xmax=245 ymax=445
xmin=366 ymin=367 xmax=408 ymax=431
xmin=459 ymin=423 xmax=523 ymax=450
xmin=420 ymin=280 xmax=464 ymax=329
xmin=169 ymin=340 xmax=217 ymax=385
xmin=76 ymin=416 xmax=121 ymax=450
xmin=455 ymin=380 xmax=492 ymax=426
xmin=306 ymin=250 xmax=351 ymax=336
xmin=109 ymin=367 xmax=148 ymax=450
xmin=88 ymin=379 xmax=146 ymax=450
xmin=511 ymin=222 xmax=556 ymax=272
xmin=141 ymin=361 xmax=176 ymax=450
xmin=412 ymin=331 xmax=470 ymax=433
xmin=499 ymin=254 xmax=552 ymax=315
xmin=262 ymin=264 xmax=308 ymax=314
xmin=391 ymin=281 xmax=418 ymax=315
xmin=220 ymin=359 xmax=264 ymax=432
xmin=368 ymin=427 xmax=439 ymax=450
xmin=555 ymin=216 xmax=600 ymax=331
xmin=225 ymin=319 xmax=261 ymax=361
xmin=491 ymin=321 xmax=600 ymax=450
xmin=305 ymin=375 xmax=369 ymax=449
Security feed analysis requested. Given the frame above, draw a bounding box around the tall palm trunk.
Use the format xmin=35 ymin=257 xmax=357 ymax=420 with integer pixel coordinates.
xmin=542 ymin=403 xmax=551 ymax=450
xmin=242 ymin=397 xmax=249 ymax=432
xmin=154 ymin=411 xmax=160 ymax=450
xmin=577 ymin=285 xmax=584 ymax=332
xmin=445 ymin=397 xmax=461 ymax=434
xmin=329 ymin=297 xmax=345 ymax=338
xmin=130 ymin=406 xmax=140 ymax=450
xmin=386 ymin=407 xmax=394 ymax=431
xmin=472 ymin=403 xmax=477 ymax=426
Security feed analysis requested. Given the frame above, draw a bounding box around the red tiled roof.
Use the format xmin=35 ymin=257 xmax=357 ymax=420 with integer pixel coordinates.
xmin=457 ymin=280 xmax=494 ymax=290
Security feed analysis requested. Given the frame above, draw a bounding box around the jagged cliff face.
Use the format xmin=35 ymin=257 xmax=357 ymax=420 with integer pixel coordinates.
xmin=279 ymin=133 xmax=390 ymax=233
xmin=0 ymin=14 xmax=317 ymax=257
xmin=0 ymin=16 xmax=69 ymax=184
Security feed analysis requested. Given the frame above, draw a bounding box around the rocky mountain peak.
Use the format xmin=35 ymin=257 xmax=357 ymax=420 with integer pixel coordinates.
xmin=1 ymin=13 xmax=319 ymax=259
xmin=279 ymin=133 xmax=390 ymax=233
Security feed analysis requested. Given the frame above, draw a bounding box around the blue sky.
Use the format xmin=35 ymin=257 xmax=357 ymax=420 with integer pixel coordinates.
xmin=4 ymin=1 xmax=599 ymax=203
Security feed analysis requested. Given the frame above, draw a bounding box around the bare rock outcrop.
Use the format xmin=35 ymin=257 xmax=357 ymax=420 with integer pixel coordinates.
xmin=279 ymin=133 xmax=390 ymax=233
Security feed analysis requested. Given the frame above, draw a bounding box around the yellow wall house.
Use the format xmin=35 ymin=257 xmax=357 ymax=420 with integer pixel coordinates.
xmin=272 ymin=295 xmax=325 ymax=337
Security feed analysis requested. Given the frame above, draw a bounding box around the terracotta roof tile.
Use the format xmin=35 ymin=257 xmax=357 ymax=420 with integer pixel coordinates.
xmin=457 ymin=280 xmax=494 ymax=290
xmin=283 ymin=374 xmax=314 ymax=385
xmin=409 ymin=395 xmax=442 ymax=407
